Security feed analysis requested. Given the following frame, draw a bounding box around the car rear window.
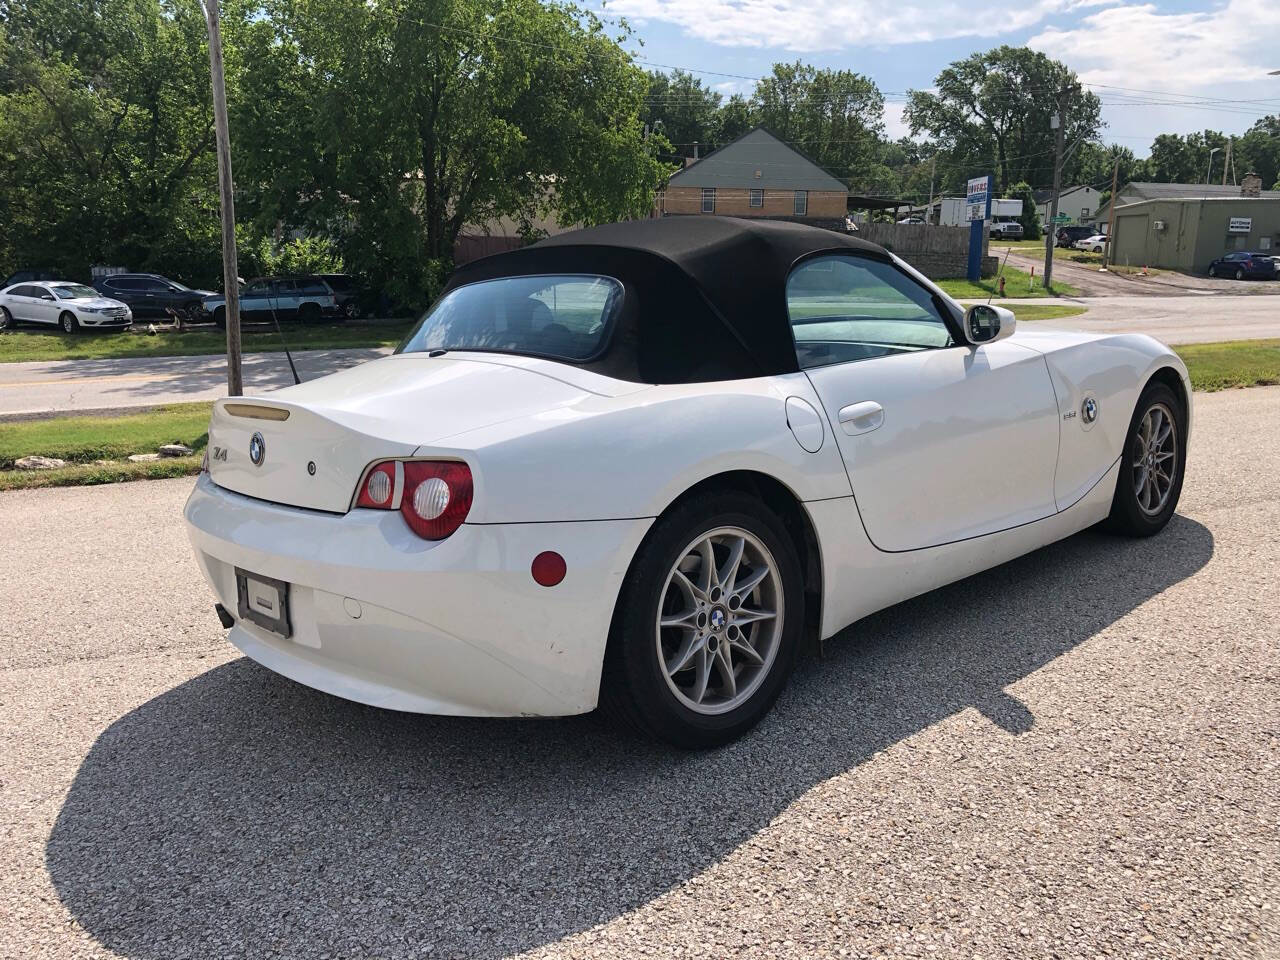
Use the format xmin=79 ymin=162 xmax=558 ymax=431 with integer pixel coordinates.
xmin=399 ymin=275 xmax=623 ymax=362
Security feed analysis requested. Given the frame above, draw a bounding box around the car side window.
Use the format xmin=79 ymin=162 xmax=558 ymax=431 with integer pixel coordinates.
xmin=32 ymin=286 xmax=53 ymax=300
xmin=10 ymin=285 xmax=34 ymax=297
xmin=243 ymin=281 xmax=270 ymax=296
xmin=786 ymin=255 xmax=953 ymax=370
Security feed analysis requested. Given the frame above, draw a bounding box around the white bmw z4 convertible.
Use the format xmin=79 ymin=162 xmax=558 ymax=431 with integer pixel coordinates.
xmin=185 ymin=217 xmax=1191 ymax=747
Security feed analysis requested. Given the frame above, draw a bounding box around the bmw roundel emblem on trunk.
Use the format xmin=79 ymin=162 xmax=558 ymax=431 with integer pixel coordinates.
xmin=249 ymin=432 xmax=266 ymax=467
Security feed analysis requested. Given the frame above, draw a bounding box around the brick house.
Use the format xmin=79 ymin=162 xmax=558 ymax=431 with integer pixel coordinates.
xmin=657 ymin=127 xmax=848 ymax=225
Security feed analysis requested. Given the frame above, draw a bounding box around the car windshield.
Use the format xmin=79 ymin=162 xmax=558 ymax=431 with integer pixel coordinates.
xmin=53 ymin=284 xmax=99 ymax=299
xmin=399 ymin=275 xmax=623 ymax=362
xmin=165 ymin=278 xmax=190 ymax=291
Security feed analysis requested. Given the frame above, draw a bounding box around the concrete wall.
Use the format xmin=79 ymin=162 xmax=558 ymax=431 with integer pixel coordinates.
xmin=855 ymin=222 xmax=998 ymax=279
xmin=662 ymin=187 xmax=847 ymax=219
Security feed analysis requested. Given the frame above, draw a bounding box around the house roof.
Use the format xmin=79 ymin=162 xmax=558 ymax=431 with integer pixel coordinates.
xmin=1119 ymin=181 xmax=1280 ymax=201
xmin=1032 ymin=185 xmax=1098 ymax=205
xmin=442 ymin=216 xmax=890 ymax=383
xmin=667 ymin=127 xmax=848 ymax=193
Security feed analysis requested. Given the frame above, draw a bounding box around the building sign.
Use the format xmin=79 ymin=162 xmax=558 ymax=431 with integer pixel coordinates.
xmin=1228 ymin=217 xmax=1252 ymax=234
xmin=966 ymin=176 xmax=989 ymax=222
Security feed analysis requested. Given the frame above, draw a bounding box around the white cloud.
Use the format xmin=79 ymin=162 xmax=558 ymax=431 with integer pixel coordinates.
xmin=1029 ymin=1 xmax=1275 ymax=91
xmin=882 ymin=101 xmax=912 ymax=140
xmin=610 ymin=0 xmax=1089 ymax=52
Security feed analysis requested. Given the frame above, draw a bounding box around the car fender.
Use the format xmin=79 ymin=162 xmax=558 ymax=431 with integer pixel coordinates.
xmin=1008 ymin=329 xmax=1190 ymax=508
xmin=423 ymin=372 xmax=854 ymax=525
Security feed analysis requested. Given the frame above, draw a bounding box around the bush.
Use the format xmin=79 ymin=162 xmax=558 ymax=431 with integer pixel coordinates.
xmin=1007 ymin=181 xmax=1041 ymax=241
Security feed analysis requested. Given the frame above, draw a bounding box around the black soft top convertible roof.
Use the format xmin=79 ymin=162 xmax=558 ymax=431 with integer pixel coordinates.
xmin=442 ymin=217 xmax=892 ymax=383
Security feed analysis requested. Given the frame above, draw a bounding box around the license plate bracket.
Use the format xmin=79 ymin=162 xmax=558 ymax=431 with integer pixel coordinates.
xmin=235 ymin=568 xmax=292 ymax=638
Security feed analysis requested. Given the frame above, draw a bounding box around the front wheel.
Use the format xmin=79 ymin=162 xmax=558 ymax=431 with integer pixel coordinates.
xmin=600 ymin=492 xmax=804 ymax=748
xmin=1235 ymin=268 xmax=1245 ymax=281
xmin=1106 ymin=381 xmax=1186 ymax=537
xmin=212 ymin=306 xmax=226 ymax=329
xmin=59 ymin=311 xmax=79 ymax=334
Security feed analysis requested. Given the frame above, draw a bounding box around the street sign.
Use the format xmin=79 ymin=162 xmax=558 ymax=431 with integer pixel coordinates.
xmin=966 ymin=176 xmax=988 ymax=222
xmin=1053 ymin=212 xmax=1071 ymax=224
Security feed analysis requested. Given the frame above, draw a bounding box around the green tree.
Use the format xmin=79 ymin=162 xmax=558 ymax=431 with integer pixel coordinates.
xmin=905 ymin=46 xmax=1102 ymax=194
xmin=642 ymin=69 xmax=722 ymax=161
xmin=750 ymin=61 xmax=884 ymax=189
xmin=244 ymin=0 xmax=666 ymax=308
xmin=0 ymin=0 xmax=221 ymax=283
xmin=1006 ymin=181 xmax=1040 ymax=240
xmin=1234 ymin=116 xmax=1280 ymax=190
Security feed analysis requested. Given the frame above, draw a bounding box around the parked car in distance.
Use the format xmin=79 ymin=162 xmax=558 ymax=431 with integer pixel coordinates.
xmin=314 ymin=273 xmax=363 ymax=318
xmin=1073 ymin=234 xmax=1109 ymax=253
xmin=0 ymin=281 xmax=131 ymax=333
xmin=93 ymin=273 xmax=215 ymax=319
xmin=2 ymin=268 xmax=61 ymax=288
xmin=202 ymin=276 xmax=341 ymax=327
xmin=989 ymin=220 xmax=1024 ymax=240
xmin=896 ymin=216 xmax=926 ymax=225
xmin=1056 ymin=225 xmax=1096 ymax=248
xmin=1207 ymin=251 xmax=1278 ymax=280
xmin=186 ymin=217 xmax=1192 ymax=748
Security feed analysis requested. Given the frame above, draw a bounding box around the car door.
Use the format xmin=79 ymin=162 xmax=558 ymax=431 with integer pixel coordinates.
xmin=5 ymin=285 xmax=34 ymax=320
xmin=271 ymin=279 xmax=300 ymax=318
xmin=103 ymin=277 xmax=144 ymax=313
xmin=28 ymin=285 xmax=59 ymax=324
xmin=789 ymin=254 xmax=1061 ymax=553
xmin=239 ymin=280 xmax=271 ymax=319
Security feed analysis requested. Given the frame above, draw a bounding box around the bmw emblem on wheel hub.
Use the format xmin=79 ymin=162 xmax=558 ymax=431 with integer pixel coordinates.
xmin=249 ymin=431 xmax=266 ymax=467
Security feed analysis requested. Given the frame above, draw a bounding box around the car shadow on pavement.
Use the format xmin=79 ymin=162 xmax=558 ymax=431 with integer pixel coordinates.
xmin=47 ymin=516 xmax=1213 ymax=959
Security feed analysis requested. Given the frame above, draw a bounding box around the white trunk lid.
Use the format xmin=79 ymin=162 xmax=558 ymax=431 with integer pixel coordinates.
xmin=206 ymin=353 xmax=614 ymax=512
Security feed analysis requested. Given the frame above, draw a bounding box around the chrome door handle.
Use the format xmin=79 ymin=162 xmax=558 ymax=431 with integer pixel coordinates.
xmin=838 ymin=400 xmax=884 ymax=436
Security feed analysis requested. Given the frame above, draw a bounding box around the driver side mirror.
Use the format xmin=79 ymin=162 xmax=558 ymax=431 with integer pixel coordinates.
xmin=41 ymin=294 xmax=55 ymax=301
xmin=963 ymin=304 xmax=1016 ymax=345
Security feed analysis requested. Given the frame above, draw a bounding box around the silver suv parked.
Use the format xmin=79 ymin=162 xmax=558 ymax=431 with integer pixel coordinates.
xmin=202 ymin=276 xmax=341 ymax=327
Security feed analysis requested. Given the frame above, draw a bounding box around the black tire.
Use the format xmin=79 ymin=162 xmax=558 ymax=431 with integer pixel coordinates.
xmin=212 ymin=306 xmax=226 ymax=329
xmin=1208 ymin=265 xmax=1217 ymax=277
xmin=0 ymin=306 xmax=12 ymax=331
xmin=59 ymin=311 xmax=79 ymax=334
xmin=183 ymin=300 xmax=203 ymax=320
xmin=1235 ymin=268 xmax=1245 ymax=281
xmin=1105 ymin=380 xmax=1186 ymax=537
xmin=298 ymin=302 xmax=322 ymax=324
xmin=599 ymin=491 xmax=805 ymax=748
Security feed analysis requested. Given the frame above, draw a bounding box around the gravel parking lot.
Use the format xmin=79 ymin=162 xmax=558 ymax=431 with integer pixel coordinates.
xmin=2 ymin=388 xmax=1277 ymax=960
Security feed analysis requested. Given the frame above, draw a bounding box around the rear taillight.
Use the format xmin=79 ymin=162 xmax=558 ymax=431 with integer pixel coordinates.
xmin=354 ymin=460 xmax=473 ymax=540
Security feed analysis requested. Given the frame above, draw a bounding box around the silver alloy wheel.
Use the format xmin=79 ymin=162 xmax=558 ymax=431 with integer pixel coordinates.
xmin=655 ymin=526 xmax=784 ymax=715
xmin=60 ymin=313 xmax=74 ymax=333
xmin=0 ymin=307 xmax=10 ymax=330
xmin=1132 ymin=400 xmax=1178 ymax=517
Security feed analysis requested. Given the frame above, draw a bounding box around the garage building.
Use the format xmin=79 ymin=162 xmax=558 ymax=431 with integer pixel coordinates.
xmin=1109 ymin=174 xmax=1280 ymax=272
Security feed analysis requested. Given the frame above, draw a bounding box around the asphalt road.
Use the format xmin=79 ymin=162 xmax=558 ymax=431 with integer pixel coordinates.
xmin=2 ymin=296 xmax=1280 ymax=416
xmin=2 ymin=386 xmax=1277 ymax=959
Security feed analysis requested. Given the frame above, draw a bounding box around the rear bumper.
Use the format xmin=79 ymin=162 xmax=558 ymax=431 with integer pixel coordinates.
xmin=183 ymin=475 xmax=651 ymax=716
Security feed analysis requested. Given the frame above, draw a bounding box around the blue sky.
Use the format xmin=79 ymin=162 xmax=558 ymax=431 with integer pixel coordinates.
xmin=605 ymin=0 xmax=1280 ymax=154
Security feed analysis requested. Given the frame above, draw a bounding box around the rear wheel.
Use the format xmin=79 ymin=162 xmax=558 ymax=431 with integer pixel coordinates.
xmin=1235 ymin=268 xmax=1245 ymax=281
xmin=59 ymin=311 xmax=79 ymax=334
xmin=212 ymin=306 xmax=226 ymax=329
xmin=1106 ymin=381 xmax=1185 ymax=537
xmin=0 ymin=306 xmax=12 ymax=330
xmin=1208 ymin=265 xmax=1217 ymax=277
xmin=600 ymin=491 xmax=804 ymax=748
xmin=298 ymin=302 xmax=321 ymax=324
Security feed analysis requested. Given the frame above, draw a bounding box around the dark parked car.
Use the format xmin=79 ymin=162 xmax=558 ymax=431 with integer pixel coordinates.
xmin=1207 ymin=251 xmax=1278 ymax=280
xmin=2 ymin=268 xmax=61 ymax=288
xmin=202 ymin=275 xmax=341 ymax=327
xmin=314 ymin=273 xmax=363 ymax=318
xmin=92 ymin=273 xmax=214 ymax=318
xmin=1056 ymin=225 xmax=1096 ymax=248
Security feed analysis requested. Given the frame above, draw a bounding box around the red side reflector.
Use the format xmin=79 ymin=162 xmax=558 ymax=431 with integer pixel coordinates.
xmin=531 ymin=551 xmax=566 ymax=587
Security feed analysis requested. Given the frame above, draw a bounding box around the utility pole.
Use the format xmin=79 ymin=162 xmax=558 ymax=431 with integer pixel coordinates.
xmin=202 ymin=0 xmax=242 ymax=396
xmin=1043 ymin=89 xmax=1067 ymax=293
xmin=1102 ymin=155 xmax=1120 ymax=269
xmin=1222 ymin=138 xmax=1233 ymax=186
xmin=927 ymin=155 xmax=936 ymax=224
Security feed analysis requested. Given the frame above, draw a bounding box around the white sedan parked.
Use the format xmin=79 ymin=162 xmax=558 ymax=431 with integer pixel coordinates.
xmin=0 ymin=281 xmax=132 ymax=332
xmin=186 ymin=218 xmax=1191 ymax=747
xmin=1073 ymin=234 xmax=1109 ymax=253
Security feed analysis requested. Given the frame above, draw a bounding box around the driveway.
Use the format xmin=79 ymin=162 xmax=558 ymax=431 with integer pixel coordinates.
xmin=1 ymin=386 xmax=1276 ymax=959
xmin=998 ymin=246 xmax=1280 ymax=298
